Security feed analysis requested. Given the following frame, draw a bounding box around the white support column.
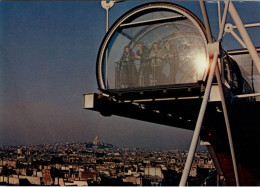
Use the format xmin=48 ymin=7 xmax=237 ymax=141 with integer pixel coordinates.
xmin=180 ymin=2 xmax=218 ymax=186
xmin=200 ymin=2 xmax=213 ymax=43
xmin=179 ymin=52 xmax=219 ymax=186
xmin=226 ymin=1 xmax=260 ymax=75
xmin=101 ymin=0 xmax=114 ymax=88
xmin=215 ymin=65 xmax=240 ymax=186
xmin=217 ymin=3 xmax=240 ymax=185
xmin=217 ymin=2 xmax=229 ymax=41
xmin=105 ymin=9 xmax=109 ymax=88
xmin=217 ymin=1 xmax=221 ymax=28
xmin=180 ymin=2 xmax=241 ymax=186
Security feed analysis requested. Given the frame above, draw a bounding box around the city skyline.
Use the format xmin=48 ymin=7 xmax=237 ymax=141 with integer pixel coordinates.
xmin=1 ymin=1 xmax=260 ymax=149
xmin=0 ymin=135 xmax=198 ymax=152
xmin=0 ymin=137 xmax=194 ymax=151
xmin=0 ymin=140 xmax=216 ymax=186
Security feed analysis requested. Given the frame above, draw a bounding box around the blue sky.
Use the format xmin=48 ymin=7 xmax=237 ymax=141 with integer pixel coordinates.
xmin=0 ymin=1 xmax=259 ymax=149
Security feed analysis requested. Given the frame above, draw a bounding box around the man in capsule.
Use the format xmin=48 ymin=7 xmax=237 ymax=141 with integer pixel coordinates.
xmin=149 ymin=42 xmax=164 ymax=85
xmin=162 ymin=41 xmax=175 ymax=84
xmin=135 ymin=42 xmax=150 ymax=87
xmin=119 ymin=46 xmax=137 ymax=88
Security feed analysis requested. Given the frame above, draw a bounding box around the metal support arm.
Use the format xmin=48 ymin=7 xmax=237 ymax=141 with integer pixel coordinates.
xmin=180 ymin=2 xmax=241 ymax=186
xmin=225 ymin=1 xmax=260 ymax=75
xmin=179 ymin=52 xmax=219 ymax=186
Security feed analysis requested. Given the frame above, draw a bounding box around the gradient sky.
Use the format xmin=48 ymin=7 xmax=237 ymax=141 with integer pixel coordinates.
xmin=0 ymin=1 xmax=259 ymax=150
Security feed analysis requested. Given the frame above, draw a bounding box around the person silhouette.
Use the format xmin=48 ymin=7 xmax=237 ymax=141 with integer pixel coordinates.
xmin=135 ymin=42 xmax=150 ymax=86
xmin=119 ymin=46 xmax=137 ymax=88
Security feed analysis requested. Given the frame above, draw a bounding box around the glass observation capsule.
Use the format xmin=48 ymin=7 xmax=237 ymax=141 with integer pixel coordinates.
xmin=97 ymin=2 xmax=209 ymax=93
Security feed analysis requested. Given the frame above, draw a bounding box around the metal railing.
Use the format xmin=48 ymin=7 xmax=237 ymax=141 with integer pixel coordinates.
xmin=114 ymin=57 xmax=177 ymax=89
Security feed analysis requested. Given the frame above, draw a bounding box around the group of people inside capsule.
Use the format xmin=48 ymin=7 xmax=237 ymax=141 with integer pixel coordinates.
xmin=118 ymin=41 xmax=175 ymax=88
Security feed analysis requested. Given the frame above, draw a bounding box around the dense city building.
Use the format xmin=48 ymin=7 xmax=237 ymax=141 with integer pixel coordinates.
xmin=0 ymin=138 xmax=217 ymax=186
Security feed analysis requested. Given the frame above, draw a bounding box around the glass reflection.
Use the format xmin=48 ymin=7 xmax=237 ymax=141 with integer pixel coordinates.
xmin=107 ymin=15 xmax=207 ymax=89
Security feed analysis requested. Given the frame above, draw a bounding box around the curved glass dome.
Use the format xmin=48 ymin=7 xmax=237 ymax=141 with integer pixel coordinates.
xmin=97 ymin=2 xmax=209 ymax=91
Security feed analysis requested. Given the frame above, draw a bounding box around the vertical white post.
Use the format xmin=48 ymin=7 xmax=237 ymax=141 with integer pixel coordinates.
xmin=200 ymin=2 xmax=213 ymax=43
xmin=105 ymin=9 xmax=109 ymax=88
xmin=217 ymin=1 xmax=221 ymax=27
xmin=216 ymin=2 xmax=240 ymax=186
xmin=101 ymin=0 xmax=114 ymax=88
xmin=217 ymin=2 xmax=229 ymax=41
xmin=226 ymin=1 xmax=260 ymax=75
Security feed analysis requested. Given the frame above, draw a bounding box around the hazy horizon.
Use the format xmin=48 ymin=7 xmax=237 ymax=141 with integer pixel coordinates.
xmin=1 ymin=1 xmax=259 ymax=150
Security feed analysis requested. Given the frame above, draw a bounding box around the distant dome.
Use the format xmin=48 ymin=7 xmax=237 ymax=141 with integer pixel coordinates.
xmin=93 ymin=136 xmax=100 ymax=145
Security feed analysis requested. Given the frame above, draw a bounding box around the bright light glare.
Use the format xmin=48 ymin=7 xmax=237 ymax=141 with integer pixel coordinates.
xmin=194 ymin=52 xmax=208 ymax=78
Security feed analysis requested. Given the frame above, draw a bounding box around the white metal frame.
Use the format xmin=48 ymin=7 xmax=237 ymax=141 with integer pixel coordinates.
xmin=99 ymin=2 xmax=260 ymax=186
xmin=180 ymin=1 xmax=260 ymax=186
